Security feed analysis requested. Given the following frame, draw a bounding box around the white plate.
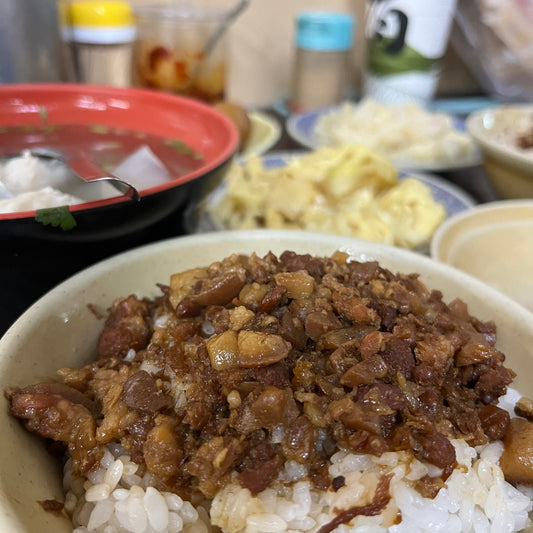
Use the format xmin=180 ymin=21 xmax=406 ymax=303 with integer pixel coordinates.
xmin=286 ymin=106 xmax=482 ymax=172
xmin=190 ymin=151 xmax=476 ymax=239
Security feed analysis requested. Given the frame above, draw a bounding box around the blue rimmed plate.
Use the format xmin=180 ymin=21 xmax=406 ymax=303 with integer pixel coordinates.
xmin=286 ymin=106 xmax=482 ymax=172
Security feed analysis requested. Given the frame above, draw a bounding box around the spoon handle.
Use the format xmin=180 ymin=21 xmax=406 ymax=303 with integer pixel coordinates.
xmin=204 ymin=0 xmax=249 ymax=56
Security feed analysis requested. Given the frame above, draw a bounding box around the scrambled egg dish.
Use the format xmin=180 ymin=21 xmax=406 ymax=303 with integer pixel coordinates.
xmin=203 ymin=145 xmax=446 ymax=250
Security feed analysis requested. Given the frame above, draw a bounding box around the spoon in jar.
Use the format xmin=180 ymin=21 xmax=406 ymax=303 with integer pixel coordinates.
xmin=203 ymin=0 xmax=249 ymax=58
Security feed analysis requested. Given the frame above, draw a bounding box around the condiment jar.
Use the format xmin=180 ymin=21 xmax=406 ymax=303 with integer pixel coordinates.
xmin=289 ymin=12 xmax=355 ymax=113
xmin=66 ymin=0 xmax=136 ymax=86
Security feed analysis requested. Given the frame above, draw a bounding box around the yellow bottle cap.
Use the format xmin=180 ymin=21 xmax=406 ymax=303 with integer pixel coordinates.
xmin=70 ymin=1 xmax=134 ymax=28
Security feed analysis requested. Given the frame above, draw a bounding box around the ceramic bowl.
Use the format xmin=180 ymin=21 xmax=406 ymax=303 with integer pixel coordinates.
xmin=466 ymin=105 xmax=533 ymax=199
xmin=0 ymin=84 xmax=239 ymax=242
xmin=1 ymin=230 xmax=533 ymax=532
xmin=431 ymin=199 xmax=533 ymax=312
xmin=240 ymin=111 xmax=281 ymax=158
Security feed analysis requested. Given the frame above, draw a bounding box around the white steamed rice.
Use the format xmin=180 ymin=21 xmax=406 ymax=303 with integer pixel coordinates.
xmin=64 ymin=445 xmax=213 ymax=533
xmin=63 ymin=392 xmax=532 ymax=533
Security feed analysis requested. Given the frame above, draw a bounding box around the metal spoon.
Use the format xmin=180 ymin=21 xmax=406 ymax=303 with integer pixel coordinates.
xmin=28 ymin=147 xmax=140 ymax=202
xmin=203 ymin=0 xmax=249 ymax=57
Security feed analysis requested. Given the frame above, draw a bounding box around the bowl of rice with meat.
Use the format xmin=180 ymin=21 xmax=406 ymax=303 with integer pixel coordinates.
xmin=1 ymin=230 xmax=532 ymax=533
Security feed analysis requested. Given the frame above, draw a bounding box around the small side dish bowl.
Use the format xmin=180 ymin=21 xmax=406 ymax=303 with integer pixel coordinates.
xmin=1 ymin=230 xmax=533 ymax=532
xmin=240 ymin=111 xmax=281 ymax=158
xmin=466 ymin=105 xmax=533 ymax=199
xmin=430 ymin=199 xmax=533 ymax=312
xmin=0 ymin=84 xmax=239 ymax=242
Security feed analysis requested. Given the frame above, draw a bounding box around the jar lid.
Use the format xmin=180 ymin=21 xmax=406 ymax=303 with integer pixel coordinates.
xmin=70 ymin=1 xmax=134 ymax=27
xmin=68 ymin=1 xmax=136 ymax=43
xmin=295 ymin=12 xmax=354 ymax=51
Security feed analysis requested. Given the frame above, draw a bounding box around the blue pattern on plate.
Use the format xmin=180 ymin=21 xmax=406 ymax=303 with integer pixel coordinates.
xmin=286 ymin=109 xmax=330 ymax=149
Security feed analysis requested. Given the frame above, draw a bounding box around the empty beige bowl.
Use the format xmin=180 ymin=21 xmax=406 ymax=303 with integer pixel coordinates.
xmin=466 ymin=105 xmax=533 ymax=199
xmin=431 ymin=200 xmax=533 ymax=313
xmin=1 ymin=230 xmax=533 ymax=532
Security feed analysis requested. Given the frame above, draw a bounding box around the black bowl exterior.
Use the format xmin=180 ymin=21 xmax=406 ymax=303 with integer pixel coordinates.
xmin=0 ymin=157 xmax=233 ymax=243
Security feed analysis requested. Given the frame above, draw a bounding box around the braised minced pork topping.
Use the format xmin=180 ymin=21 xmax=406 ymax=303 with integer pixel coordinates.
xmin=8 ymin=251 xmax=526 ymax=502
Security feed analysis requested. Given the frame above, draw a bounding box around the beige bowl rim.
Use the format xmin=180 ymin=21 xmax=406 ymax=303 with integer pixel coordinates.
xmin=430 ymin=199 xmax=533 ymax=261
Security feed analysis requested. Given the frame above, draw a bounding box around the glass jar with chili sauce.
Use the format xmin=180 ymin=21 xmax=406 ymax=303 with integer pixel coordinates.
xmin=132 ymin=3 xmax=227 ymax=103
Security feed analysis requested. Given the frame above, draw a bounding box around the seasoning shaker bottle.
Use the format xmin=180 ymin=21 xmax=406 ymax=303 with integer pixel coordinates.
xmin=65 ymin=0 xmax=136 ymax=86
xmin=289 ymin=12 xmax=355 ymax=113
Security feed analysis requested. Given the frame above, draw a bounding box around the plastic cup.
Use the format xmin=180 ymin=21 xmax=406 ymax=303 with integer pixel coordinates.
xmin=132 ymin=4 xmax=228 ymax=103
xmin=364 ymin=0 xmax=457 ymax=104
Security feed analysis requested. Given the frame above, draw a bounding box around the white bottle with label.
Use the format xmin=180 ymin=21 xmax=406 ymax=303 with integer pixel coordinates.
xmin=364 ymin=0 xmax=457 ymax=104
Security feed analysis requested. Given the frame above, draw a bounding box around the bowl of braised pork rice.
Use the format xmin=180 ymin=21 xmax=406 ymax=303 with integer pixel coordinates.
xmin=1 ymin=230 xmax=532 ymax=533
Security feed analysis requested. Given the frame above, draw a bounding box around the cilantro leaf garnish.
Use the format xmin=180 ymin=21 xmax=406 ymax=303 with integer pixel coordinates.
xmin=39 ymin=106 xmax=48 ymax=125
xmin=90 ymin=124 xmax=109 ymax=134
xmin=164 ymin=138 xmax=204 ymax=159
xmin=35 ymin=206 xmax=77 ymax=231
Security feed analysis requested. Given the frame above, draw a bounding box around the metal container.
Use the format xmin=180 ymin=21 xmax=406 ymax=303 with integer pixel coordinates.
xmin=0 ymin=0 xmax=70 ymax=83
